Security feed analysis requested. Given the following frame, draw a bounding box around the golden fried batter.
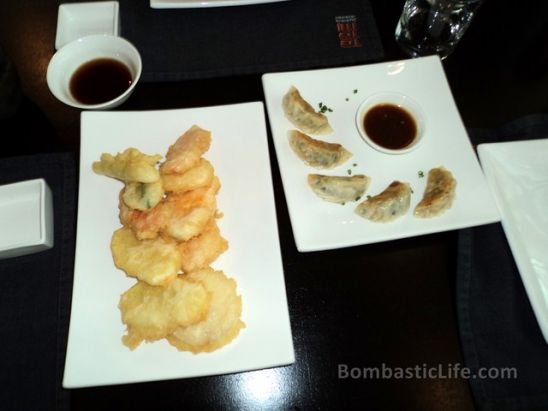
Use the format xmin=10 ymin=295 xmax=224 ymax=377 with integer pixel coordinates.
xmin=160 ymin=125 xmax=211 ymax=175
xmin=122 ymin=180 xmax=164 ymax=211
xmin=120 ymin=177 xmax=220 ymax=242
xmin=120 ymin=277 xmax=210 ymax=350
xmin=178 ymin=219 xmax=228 ymax=273
xmin=167 ymin=269 xmax=244 ymax=353
xmin=111 ymin=227 xmax=182 ymax=286
xmin=92 ymin=148 xmax=162 ymax=183
xmin=161 ymin=158 xmax=215 ymax=193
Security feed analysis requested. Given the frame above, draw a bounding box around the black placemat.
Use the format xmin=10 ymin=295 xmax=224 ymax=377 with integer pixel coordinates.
xmin=117 ymin=0 xmax=384 ymax=82
xmin=457 ymin=114 xmax=548 ymax=411
xmin=0 ymin=153 xmax=76 ymax=411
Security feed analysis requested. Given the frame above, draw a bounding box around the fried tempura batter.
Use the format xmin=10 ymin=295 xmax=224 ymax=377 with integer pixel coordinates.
xmin=95 ymin=125 xmax=242 ymax=354
xmin=120 ymin=277 xmax=210 ymax=350
xmin=162 ymin=158 xmax=215 ymax=193
xmin=167 ymin=269 xmax=244 ymax=353
xmin=93 ymin=148 xmax=162 ymax=183
xmin=111 ymin=227 xmax=182 ymax=286
xmin=122 ymin=180 xmax=164 ymax=211
xmin=160 ymin=125 xmax=211 ymax=175
xmin=120 ymin=177 xmax=220 ymax=241
xmin=178 ymin=219 xmax=228 ymax=273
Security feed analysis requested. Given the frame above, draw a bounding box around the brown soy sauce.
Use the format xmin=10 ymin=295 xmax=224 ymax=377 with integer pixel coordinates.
xmin=364 ymin=104 xmax=417 ymax=150
xmin=69 ymin=58 xmax=132 ymax=105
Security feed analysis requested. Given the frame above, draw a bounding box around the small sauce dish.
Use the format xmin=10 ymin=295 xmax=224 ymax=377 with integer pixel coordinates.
xmin=355 ymin=92 xmax=425 ymax=155
xmin=47 ymin=34 xmax=141 ymax=110
xmin=55 ymin=1 xmax=120 ymax=50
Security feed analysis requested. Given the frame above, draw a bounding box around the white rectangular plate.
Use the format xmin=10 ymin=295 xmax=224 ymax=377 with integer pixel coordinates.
xmin=151 ymin=0 xmax=289 ymax=9
xmin=478 ymin=139 xmax=548 ymax=343
xmin=262 ymin=55 xmax=500 ymax=252
xmin=63 ymin=102 xmax=294 ymax=388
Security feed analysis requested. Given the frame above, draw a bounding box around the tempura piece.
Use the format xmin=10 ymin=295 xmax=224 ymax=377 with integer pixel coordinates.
xmin=163 ymin=176 xmax=220 ymax=241
xmin=414 ymin=166 xmax=457 ymax=218
xmin=162 ymin=158 xmax=215 ymax=193
xmin=355 ymin=181 xmax=411 ymax=223
xmin=122 ymin=180 xmax=164 ymax=211
xmin=120 ymin=277 xmax=210 ymax=350
xmin=288 ymin=130 xmax=351 ymax=169
xmin=160 ymin=125 xmax=211 ymax=175
xmin=119 ymin=177 xmax=220 ymax=241
xmin=167 ymin=269 xmax=244 ymax=353
xmin=282 ymin=86 xmax=333 ymax=135
xmin=92 ymin=148 xmax=162 ymax=183
xmin=307 ymin=174 xmax=370 ymax=204
xmin=111 ymin=227 xmax=182 ymax=286
xmin=178 ymin=219 xmax=229 ymax=273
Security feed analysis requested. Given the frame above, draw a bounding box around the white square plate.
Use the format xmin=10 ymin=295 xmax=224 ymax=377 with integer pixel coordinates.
xmin=0 ymin=179 xmax=53 ymax=259
xmin=478 ymin=139 xmax=548 ymax=343
xmin=55 ymin=1 xmax=120 ymax=50
xmin=262 ymin=56 xmax=500 ymax=252
xmin=63 ymin=102 xmax=294 ymax=388
xmin=151 ymin=0 xmax=289 ymax=9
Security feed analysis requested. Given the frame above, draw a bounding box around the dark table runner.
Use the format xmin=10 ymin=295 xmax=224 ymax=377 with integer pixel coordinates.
xmin=457 ymin=114 xmax=548 ymax=411
xmin=0 ymin=153 xmax=76 ymax=411
xmin=116 ymin=0 xmax=384 ymax=81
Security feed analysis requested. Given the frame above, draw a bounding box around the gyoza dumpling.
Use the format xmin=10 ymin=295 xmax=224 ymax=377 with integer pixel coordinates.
xmin=288 ymin=130 xmax=352 ymax=169
xmin=307 ymin=174 xmax=370 ymax=204
xmin=355 ymin=181 xmax=411 ymax=223
xmin=282 ymin=86 xmax=333 ymax=135
xmin=414 ymin=167 xmax=456 ymax=218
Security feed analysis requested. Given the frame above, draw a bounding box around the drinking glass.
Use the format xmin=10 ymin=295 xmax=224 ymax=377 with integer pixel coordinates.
xmin=395 ymin=0 xmax=482 ymax=59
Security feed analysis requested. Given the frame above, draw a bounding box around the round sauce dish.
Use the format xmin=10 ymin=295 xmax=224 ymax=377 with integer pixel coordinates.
xmin=356 ymin=92 xmax=425 ymax=155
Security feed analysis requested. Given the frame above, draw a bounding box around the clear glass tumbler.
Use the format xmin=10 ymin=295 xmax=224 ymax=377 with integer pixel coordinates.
xmin=395 ymin=0 xmax=482 ymax=59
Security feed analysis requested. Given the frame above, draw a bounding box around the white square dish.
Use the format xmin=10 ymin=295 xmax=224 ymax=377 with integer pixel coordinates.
xmin=63 ymin=102 xmax=294 ymax=388
xmin=262 ymin=55 xmax=500 ymax=252
xmin=478 ymin=139 xmax=548 ymax=343
xmin=0 ymin=179 xmax=53 ymax=259
xmin=55 ymin=1 xmax=120 ymax=50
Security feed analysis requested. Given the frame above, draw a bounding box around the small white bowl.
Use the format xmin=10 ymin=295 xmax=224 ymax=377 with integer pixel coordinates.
xmin=55 ymin=1 xmax=120 ymax=50
xmin=355 ymin=92 xmax=426 ymax=155
xmin=0 ymin=179 xmax=53 ymax=260
xmin=47 ymin=34 xmax=142 ymax=110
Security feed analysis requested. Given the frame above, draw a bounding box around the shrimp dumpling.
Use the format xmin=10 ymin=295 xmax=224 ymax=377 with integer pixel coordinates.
xmin=354 ymin=181 xmax=411 ymax=223
xmin=414 ymin=167 xmax=456 ymax=218
xmin=282 ymin=86 xmax=333 ymax=135
xmin=288 ymin=130 xmax=352 ymax=169
xmin=307 ymin=174 xmax=370 ymax=204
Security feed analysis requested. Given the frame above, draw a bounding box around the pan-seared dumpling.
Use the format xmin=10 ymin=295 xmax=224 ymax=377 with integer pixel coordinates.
xmin=414 ymin=167 xmax=456 ymax=218
xmin=282 ymin=86 xmax=333 ymax=135
xmin=288 ymin=130 xmax=352 ymax=169
xmin=355 ymin=181 xmax=411 ymax=223
xmin=307 ymin=174 xmax=370 ymax=204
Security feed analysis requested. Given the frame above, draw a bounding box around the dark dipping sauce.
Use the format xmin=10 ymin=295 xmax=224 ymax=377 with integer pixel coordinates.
xmin=69 ymin=58 xmax=132 ymax=105
xmin=364 ymin=104 xmax=417 ymax=150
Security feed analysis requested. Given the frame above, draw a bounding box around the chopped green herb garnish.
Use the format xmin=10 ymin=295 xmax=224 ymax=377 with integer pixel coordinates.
xmin=366 ymin=195 xmax=372 ymax=200
xmin=347 ymin=169 xmax=352 ymax=175
xmin=341 ymin=202 xmax=346 ymax=206
xmin=345 ymin=97 xmax=349 ymax=101
xmin=418 ymin=170 xmax=425 ymax=178
xmin=353 ymin=89 xmax=358 ymax=94
xmin=355 ymin=196 xmax=361 ymax=201
xmin=353 ymin=163 xmax=357 ymax=167
xmin=318 ymin=102 xmax=333 ymax=114
xmin=410 ymin=188 xmax=414 ymax=194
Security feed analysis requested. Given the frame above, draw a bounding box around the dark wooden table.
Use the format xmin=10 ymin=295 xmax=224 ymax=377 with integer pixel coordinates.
xmin=1 ymin=0 xmax=547 ymax=410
